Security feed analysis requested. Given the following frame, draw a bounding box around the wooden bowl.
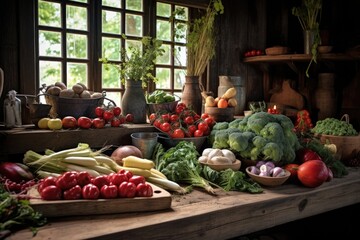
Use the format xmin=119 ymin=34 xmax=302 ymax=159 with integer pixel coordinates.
xmin=202 ymin=159 xmax=241 ymax=171
xmin=318 ymin=46 xmax=333 ymax=54
xmin=245 ymin=167 xmax=290 ymax=187
xmin=265 ymin=46 xmax=289 ymax=55
xmin=205 ymin=106 xmax=235 ymax=122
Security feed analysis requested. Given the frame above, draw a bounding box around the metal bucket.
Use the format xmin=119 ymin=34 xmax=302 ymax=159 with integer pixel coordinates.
xmin=131 ymin=132 xmax=158 ymax=160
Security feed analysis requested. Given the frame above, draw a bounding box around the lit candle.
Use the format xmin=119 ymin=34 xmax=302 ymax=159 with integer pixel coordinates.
xmin=268 ymin=105 xmax=280 ymax=114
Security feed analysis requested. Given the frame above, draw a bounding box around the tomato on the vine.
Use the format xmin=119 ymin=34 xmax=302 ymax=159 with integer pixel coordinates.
xmin=153 ymin=119 xmax=162 ymax=128
xmin=172 ymin=128 xmax=185 ymax=138
xmin=194 ymin=129 xmax=204 ymax=137
xmin=161 ymin=113 xmax=170 ymax=123
xmin=95 ymin=107 xmax=105 ymax=118
xmin=204 ymin=117 xmax=215 ymax=127
xmin=175 ymin=106 xmax=185 ymax=114
xmin=187 ymin=125 xmax=197 ymax=136
xmin=112 ymin=106 xmax=121 ymax=116
xmin=160 ymin=122 xmax=171 ymax=132
xmin=201 ymin=113 xmax=209 ymax=120
xmin=149 ymin=113 xmax=157 ymax=123
xmin=197 ymin=122 xmax=209 ymax=132
xmin=184 ymin=116 xmax=194 ymax=125
xmin=170 ymin=114 xmax=179 ymax=122
xmin=103 ymin=110 xmax=114 ymax=121
xmin=125 ymin=114 xmax=134 ymax=123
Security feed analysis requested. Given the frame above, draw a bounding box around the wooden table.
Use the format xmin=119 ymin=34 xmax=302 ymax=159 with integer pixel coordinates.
xmin=11 ymin=168 xmax=360 ymax=240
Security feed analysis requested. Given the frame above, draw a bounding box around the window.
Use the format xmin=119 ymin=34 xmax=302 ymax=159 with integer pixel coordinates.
xmin=36 ymin=0 xmax=192 ymax=106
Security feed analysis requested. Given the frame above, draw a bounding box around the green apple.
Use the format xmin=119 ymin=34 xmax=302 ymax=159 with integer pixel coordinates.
xmin=47 ymin=118 xmax=63 ymax=130
xmin=38 ymin=117 xmax=50 ymax=129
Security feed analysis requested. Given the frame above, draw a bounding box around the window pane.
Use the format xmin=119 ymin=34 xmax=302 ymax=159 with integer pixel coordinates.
xmin=174 ymin=45 xmax=186 ymax=67
xmin=39 ymin=30 xmax=62 ymax=57
xmin=175 ymin=22 xmax=187 ymax=43
xmin=156 ymin=2 xmax=171 ymax=17
xmin=67 ymin=33 xmax=88 ymax=59
xmin=125 ymin=39 xmax=142 ymax=58
xmin=125 ymin=14 xmax=142 ymax=37
xmin=67 ymin=63 xmax=87 ymax=87
xmin=175 ymin=6 xmax=188 ymax=20
xmin=156 ymin=19 xmax=171 ymax=41
xmin=66 ymin=5 xmax=87 ymax=31
xmin=156 ymin=68 xmax=171 ymax=89
xmin=38 ymin=0 xmax=61 ymax=27
xmin=102 ymin=37 xmax=121 ymax=61
xmin=39 ymin=60 xmax=62 ymax=87
xmin=174 ymin=69 xmax=186 ymax=90
xmin=102 ymin=0 xmax=121 ymax=8
xmin=104 ymin=92 xmax=121 ymax=107
xmin=71 ymin=0 xmax=88 ymax=3
xmin=126 ymin=0 xmax=142 ymax=11
xmin=102 ymin=64 xmax=121 ymax=88
xmin=102 ymin=10 xmax=121 ymax=34
xmin=157 ymin=44 xmax=170 ymax=65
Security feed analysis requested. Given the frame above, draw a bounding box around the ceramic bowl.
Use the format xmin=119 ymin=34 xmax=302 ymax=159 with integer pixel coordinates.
xmin=202 ymin=159 xmax=241 ymax=171
xmin=147 ymin=95 xmax=180 ymax=115
xmin=157 ymin=132 xmax=207 ymax=152
xmin=245 ymin=167 xmax=290 ymax=187
xmin=265 ymin=46 xmax=289 ymax=55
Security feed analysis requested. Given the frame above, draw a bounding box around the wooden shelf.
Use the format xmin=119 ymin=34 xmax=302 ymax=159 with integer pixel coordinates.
xmin=243 ymin=53 xmax=358 ymax=63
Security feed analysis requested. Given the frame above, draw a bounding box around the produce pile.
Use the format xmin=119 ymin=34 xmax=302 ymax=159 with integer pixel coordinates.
xmin=146 ymin=90 xmax=176 ymax=103
xmin=209 ymin=112 xmax=301 ymax=164
xmin=311 ymin=116 xmax=358 ymax=136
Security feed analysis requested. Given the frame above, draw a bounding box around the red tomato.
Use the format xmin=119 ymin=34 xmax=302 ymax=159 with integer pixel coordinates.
xmin=184 ymin=116 xmax=194 ymax=125
xmin=100 ymin=185 xmax=118 ymax=199
xmin=160 ymin=122 xmax=171 ymax=132
xmin=153 ymin=119 xmax=162 ymax=128
xmin=251 ymin=50 xmax=257 ymax=56
xmin=92 ymin=117 xmax=105 ymax=129
xmin=91 ymin=175 xmax=110 ymax=189
xmin=40 ymin=185 xmax=62 ymax=200
xmin=95 ymin=107 xmax=105 ymax=118
xmin=118 ymin=181 xmax=137 ymax=198
xmin=256 ymin=50 xmax=262 ymax=55
xmin=38 ymin=176 xmax=57 ymax=193
xmin=76 ymin=171 xmax=92 ymax=186
xmin=194 ymin=129 xmax=204 ymax=137
xmin=175 ymin=105 xmax=185 ymax=114
xmin=187 ymin=125 xmax=197 ymax=136
xmin=110 ymin=117 xmax=121 ymax=127
xmin=112 ymin=106 xmax=121 ymax=116
xmin=149 ymin=113 xmax=157 ymax=123
xmin=62 ymin=116 xmax=77 ymax=129
xmin=125 ymin=114 xmax=134 ymax=123
xmin=56 ymin=172 xmax=78 ymax=190
xmin=170 ymin=114 xmax=179 ymax=122
xmin=108 ymin=172 xmax=128 ymax=186
xmin=283 ymin=163 xmax=300 ymax=182
xmin=201 ymin=113 xmax=209 ymax=120
xmin=204 ymin=117 xmax=215 ymax=127
xmin=297 ymin=160 xmax=329 ymax=188
xmin=78 ymin=116 xmax=92 ymax=129
xmin=128 ymin=175 xmax=146 ymax=186
xmin=63 ymin=185 xmax=82 ymax=200
xmin=103 ymin=110 xmax=114 ymax=121
xmin=172 ymin=128 xmax=185 ymax=138
xmin=197 ymin=122 xmax=209 ymax=132
xmin=177 ymin=102 xmax=187 ymax=109
xmin=82 ymin=183 xmax=100 ymax=199
xmin=161 ymin=113 xmax=170 ymax=123
xmin=136 ymin=183 xmax=153 ymax=197
xmin=296 ymin=148 xmax=322 ymax=163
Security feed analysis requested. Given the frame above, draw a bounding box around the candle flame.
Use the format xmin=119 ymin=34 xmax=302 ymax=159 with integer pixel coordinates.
xmin=273 ymin=105 xmax=277 ymax=110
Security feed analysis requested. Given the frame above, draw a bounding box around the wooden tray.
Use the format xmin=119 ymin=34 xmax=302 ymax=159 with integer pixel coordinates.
xmin=29 ymin=183 xmax=172 ymax=217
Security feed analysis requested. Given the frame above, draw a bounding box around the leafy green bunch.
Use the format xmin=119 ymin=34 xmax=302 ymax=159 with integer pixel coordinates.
xmin=100 ymin=35 xmax=164 ymax=88
xmin=292 ymin=0 xmax=322 ymax=31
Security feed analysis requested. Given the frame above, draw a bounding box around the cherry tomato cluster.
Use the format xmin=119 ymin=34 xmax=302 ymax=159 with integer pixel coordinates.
xmin=243 ymin=49 xmax=264 ymax=57
xmin=1 ymin=176 xmax=36 ymax=195
xmin=294 ymin=110 xmax=313 ymax=133
xmin=94 ymin=106 xmax=134 ymax=128
xmin=38 ymin=170 xmax=153 ymax=201
xmin=149 ymin=102 xmax=216 ymax=138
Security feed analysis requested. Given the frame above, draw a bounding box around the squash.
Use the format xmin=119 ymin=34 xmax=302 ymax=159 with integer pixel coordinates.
xmin=221 ymin=87 xmax=237 ymax=99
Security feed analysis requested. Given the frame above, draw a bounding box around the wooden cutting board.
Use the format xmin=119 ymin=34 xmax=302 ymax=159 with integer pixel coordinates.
xmin=29 ymin=183 xmax=172 ymax=217
xmin=270 ymin=80 xmax=304 ymax=110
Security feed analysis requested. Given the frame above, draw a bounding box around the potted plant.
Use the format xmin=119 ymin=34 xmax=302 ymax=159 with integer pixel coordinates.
xmin=100 ymin=35 xmax=164 ymax=123
xmin=292 ymin=0 xmax=322 ymax=77
xmin=171 ymin=0 xmax=224 ymax=114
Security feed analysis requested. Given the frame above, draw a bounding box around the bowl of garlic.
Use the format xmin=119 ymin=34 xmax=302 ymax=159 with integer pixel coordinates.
xmin=198 ymin=148 xmax=241 ymax=171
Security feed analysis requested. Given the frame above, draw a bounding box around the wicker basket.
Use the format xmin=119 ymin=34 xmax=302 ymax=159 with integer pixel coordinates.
xmin=318 ymin=114 xmax=360 ymax=160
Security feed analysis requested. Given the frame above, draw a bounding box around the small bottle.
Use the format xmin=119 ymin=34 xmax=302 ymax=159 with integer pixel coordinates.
xmin=4 ymin=90 xmax=22 ymax=128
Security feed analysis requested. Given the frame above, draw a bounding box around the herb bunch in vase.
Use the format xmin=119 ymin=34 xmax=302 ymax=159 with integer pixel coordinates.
xmin=100 ymin=36 xmax=164 ymax=123
xmin=292 ymin=0 xmax=322 ymax=77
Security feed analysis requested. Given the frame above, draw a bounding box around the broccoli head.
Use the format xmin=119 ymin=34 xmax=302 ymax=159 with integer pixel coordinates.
xmin=272 ymin=114 xmax=295 ymax=131
xmin=259 ymin=122 xmax=284 ymax=143
xmin=252 ymin=135 xmax=268 ymax=149
xmin=228 ymin=118 xmax=243 ymax=129
xmin=247 ymin=112 xmax=275 ymax=134
xmin=262 ymin=142 xmax=283 ymax=162
xmin=228 ymin=132 xmax=248 ymax=152
xmin=212 ymin=122 xmax=229 ymax=130
xmin=212 ymin=130 xmax=230 ymax=149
